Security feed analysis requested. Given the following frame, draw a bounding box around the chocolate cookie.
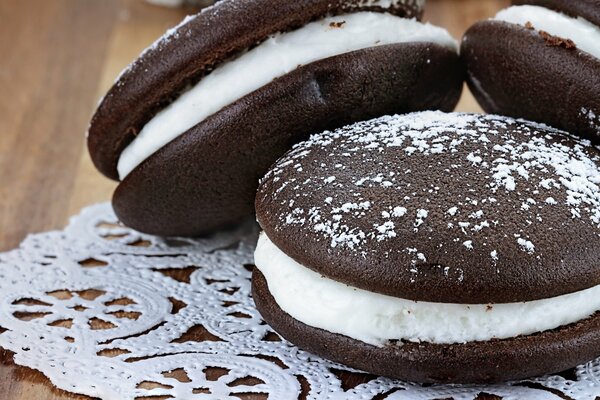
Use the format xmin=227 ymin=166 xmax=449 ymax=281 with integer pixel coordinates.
xmin=462 ymin=1 xmax=600 ymax=143
xmin=253 ymin=112 xmax=600 ymax=383
xmin=512 ymin=0 xmax=600 ymax=27
xmin=87 ymin=0 xmax=464 ymax=236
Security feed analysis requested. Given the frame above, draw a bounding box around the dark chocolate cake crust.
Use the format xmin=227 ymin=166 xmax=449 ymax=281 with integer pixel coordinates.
xmin=113 ymin=44 xmax=463 ymax=236
xmin=253 ymin=269 xmax=600 ymax=384
xmin=462 ymin=21 xmax=600 ymax=143
xmin=256 ymin=112 xmax=600 ymax=304
xmin=512 ymin=0 xmax=600 ymax=27
xmin=88 ymin=0 xmax=424 ymax=180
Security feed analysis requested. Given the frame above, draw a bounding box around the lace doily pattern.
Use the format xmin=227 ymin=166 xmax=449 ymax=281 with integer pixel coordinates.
xmin=0 ymin=203 xmax=599 ymax=399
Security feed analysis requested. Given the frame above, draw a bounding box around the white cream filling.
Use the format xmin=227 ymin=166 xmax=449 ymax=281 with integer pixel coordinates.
xmin=117 ymin=12 xmax=458 ymax=179
xmin=254 ymin=233 xmax=600 ymax=346
xmin=495 ymin=5 xmax=600 ymax=60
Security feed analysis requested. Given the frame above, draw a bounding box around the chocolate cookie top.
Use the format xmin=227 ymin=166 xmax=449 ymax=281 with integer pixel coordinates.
xmin=461 ymin=19 xmax=600 ymax=143
xmin=512 ymin=0 xmax=600 ymax=27
xmin=256 ymin=112 xmax=600 ymax=304
xmin=88 ymin=0 xmax=424 ymax=180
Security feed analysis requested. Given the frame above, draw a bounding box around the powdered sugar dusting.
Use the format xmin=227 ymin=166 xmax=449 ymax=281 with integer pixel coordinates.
xmin=517 ymin=237 xmax=535 ymax=254
xmin=259 ymin=111 xmax=600 ymax=276
xmin=392 ymin=206 xmax=407 ymax=217
xmin=414 ymin=209 xmax=429 ymax=229
xmin=582 ymin=107 xmax=600 ymax=133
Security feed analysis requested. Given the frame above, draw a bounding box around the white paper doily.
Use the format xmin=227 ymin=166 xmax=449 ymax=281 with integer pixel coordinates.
xmin=0 ymin=203 xmax=599 ymax=400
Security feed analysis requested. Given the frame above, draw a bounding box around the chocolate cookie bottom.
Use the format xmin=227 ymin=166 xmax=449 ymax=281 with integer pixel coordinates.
xmin=252 ymin=269 xmax=600 ymax=383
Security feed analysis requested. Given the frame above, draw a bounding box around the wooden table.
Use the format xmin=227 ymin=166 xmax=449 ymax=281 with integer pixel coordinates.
xmin=0 ymin=0 xmax=509 ymax=398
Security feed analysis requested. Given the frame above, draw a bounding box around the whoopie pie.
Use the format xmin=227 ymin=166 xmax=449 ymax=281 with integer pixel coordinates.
xmin=462 ymin=0 xmax=600 ymax=143
xmin=87 ymin=0 xmax=465 ymax=236
xmin=253 ymin=111 xmax=600 ymax=383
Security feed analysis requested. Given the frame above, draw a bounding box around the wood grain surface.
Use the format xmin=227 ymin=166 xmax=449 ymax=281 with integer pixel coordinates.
xmin=0 ymin=0 xmax=508 ymax=398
